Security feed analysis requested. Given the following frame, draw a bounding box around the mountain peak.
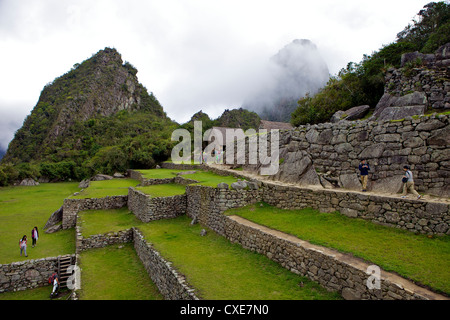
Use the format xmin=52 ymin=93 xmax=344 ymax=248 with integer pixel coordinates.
xmin=3 ymin=48 xmax=167 ymax=163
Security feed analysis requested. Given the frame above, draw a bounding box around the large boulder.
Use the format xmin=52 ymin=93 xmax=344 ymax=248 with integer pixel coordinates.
xmin=377 ymin=105 xmax=426 ymax=121
xmin=91 ymin=174 xmax=113 ymax=181
xmin=370 ymin=175 xmax=404 ymax=194
xmin=339 ymin=173 xmax=361 ymax=191
xmin=372 ymin=92 xmax=427 ymax=121
xmin=78 ymin=179 xmax=90 ymax=189
xmin=19 ymin=178 xmax=39 ymax=186
xmin=231 ymin=180 xmax=248 ymax=190
xmin=330 ymin=105 xmax=370 ymax=123
xmin=401 ymin=51 xmax=435 ymax=67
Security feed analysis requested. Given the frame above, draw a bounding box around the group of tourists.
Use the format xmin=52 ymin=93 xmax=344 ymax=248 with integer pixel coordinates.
xmin=358 ymin=160 xmax=421 ymax=200
xmin=18 ymin=227 xmax=60 ymax=297
xmin=19 ymin=226 xmax=39 ymax=258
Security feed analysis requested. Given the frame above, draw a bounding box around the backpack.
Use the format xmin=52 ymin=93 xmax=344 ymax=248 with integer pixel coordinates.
xmin=48 ymin=273 xmax=58 ymax=284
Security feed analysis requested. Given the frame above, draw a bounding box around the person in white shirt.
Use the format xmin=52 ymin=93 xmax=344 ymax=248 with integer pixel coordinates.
xmin=19 ymin=235 xmax=28 ymax=257
xmin=401 ymin=165 xmax=421 ymax=200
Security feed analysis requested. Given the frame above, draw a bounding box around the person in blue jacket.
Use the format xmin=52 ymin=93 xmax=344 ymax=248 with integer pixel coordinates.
xmin=359 ymin=159 xmax=370 ymax=192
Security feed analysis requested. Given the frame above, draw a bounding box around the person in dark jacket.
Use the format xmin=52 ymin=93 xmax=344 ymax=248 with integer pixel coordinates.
xmin=358 ymin=159 xmax=370 ymax=192
xmin=31 ymin=226 xmax=39 ymax=248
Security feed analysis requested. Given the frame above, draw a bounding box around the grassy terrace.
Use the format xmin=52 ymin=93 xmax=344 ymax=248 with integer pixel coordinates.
xmin=78 ymin=209 xmax=340 ymax=300
xmin=136 ymin=168 xmax=240 ymax=188
xmin=0 ymin=286 xmax=70 ymax=300
xmin=137 ymin=168 xmax=189 ymax=179
xmin=78 ymin=243 xmax=163 ymax=300
xmin=70 ymin=179 xmax=140 ymax=199
xmin=78 ymin=207 xmax=143 ymax=237
xmin=225 ymin=202 xmax=450 ymax=295
xmin=136 ymin=183 xmax=187 ymax=197
xmin=181 ymin=170 xmax=239 ymax=188
xmin=0 ymin=182 xmax=79 ymax=264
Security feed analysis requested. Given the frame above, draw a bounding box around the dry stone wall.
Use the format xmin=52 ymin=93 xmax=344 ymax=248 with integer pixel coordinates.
xmin=62 ymin=196 xmax=128 ymax=229
xmin=132 ymin=228 xmax=198 ymax=300
xmin=0 ymin=255 xmax=74 ymax=293
xmin=242 ymin=114 xmax=450 ymax=198
xmin=385 ymin=43 xmax=450 ymax=110
xmin=185 ymin=184 xmax=448 ymax=300
xmin=224 ymin=215 xmax=444 ymax=300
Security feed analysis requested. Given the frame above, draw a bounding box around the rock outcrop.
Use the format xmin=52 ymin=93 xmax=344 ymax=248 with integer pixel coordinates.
xmin=371 ymin=42 xmax=450 ymax=121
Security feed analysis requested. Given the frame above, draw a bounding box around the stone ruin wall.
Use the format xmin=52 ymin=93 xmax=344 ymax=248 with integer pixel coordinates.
xmin=239 ymin=113 xmax=449 ymax=198
xmin=127 ymin=187 xmax=187 ymax=223
xmin=385 ymin=43 xmax=450 ymax=110
xmin=185 ymin=185 xmax=448 ymax=300
xmin=62 ymin=196 xmax=128 ymax=229
xmin=0 ymin=255 xmax=75 ymax=293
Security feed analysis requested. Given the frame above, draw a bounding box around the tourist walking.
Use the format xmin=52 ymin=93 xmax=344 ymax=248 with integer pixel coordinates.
xmin=401 ymin=166 xmax=421 ymax=199
xmin=358 ymin=159 xmax=370 ymax=192
xmin=31 ymin=226 xmax=39 ymax=248
xmin=19 ymin=235 xmax=28 ymax=257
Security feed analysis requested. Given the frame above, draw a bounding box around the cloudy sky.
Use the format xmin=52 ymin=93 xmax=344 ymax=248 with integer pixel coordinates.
xmin=0 ymin=0 xmax=431 ymax=151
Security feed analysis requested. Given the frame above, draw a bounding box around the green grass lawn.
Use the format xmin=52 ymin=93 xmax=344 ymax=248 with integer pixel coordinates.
xmin=78 ymin=208 xmax=143 ymax=237
xmin=181 ymin=171 xmax=239 ymax=188
xmin=137 ymin=168 xmax=188 ymax=179
xmin=0 ymin=182 xmax=79 ymax=264
xmin=138 ymin=216 xmax=341 ymax=300
xmin=0 ymin=286 xmax=71 ymax=300
xmin=78 ymin=243 xmax=163 ymax=300
xmin=137 ymin=168 xmax=239 ymax=188
xmin=70 ymin=178 xmax=140 ymax=199
xmin=225 ymin=202 xmax=450 ymax=295
xmin=136 ymin=183 xmax=187 ymax=197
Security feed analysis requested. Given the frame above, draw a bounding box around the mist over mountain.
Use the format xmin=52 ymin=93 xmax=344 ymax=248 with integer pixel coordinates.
xmin=243 ymin=39 xmax=330 ymax=122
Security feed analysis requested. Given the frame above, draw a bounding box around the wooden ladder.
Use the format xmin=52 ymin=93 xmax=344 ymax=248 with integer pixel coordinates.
xmin=57 ymin=255 xmax=73 ymax=289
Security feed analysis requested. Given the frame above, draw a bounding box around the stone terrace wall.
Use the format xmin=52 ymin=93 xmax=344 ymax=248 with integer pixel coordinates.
xmin=133 ymin=228 xmax=198 ymax=300
xmin=244 ymin=114 xmax=450 ymax=198
xmin=62 ymin=196 xmax=128 ymax=229
xmin=0 ymin=255 xmax=75 ymax=293
xmin=385 ymin=43 xmax=450 ymax=110
xmin=76 ymin=228 xmax=133 ymax=252
xmin=187 ymin=182 xmax=449 ymax=236
xmin=186 ymin=185 xmax=262 ymax=235
xmin=262 ymin=182 xmax=450 ymax=235
xmin=185 ymin=185 xmax=448 ymax=300
xmin=128 ymin=187 xmax=187 ymax=223
xmin=224 ymin=215 xmax=445 ymax=300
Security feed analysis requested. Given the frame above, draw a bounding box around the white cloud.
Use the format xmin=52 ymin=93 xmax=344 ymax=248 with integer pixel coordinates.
xmin=0 ymin=0 xmax=430 ymax=149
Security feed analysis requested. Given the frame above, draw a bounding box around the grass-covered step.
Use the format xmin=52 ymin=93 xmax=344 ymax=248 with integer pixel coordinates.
xmin=0 ymin=182 xmax=79 ymax=264
xmin=136 ymin=168 xmax=189 ymax=179
xmin=225 ymin=202 xmax=450 ymax=295
xmin=135 ymin=183 xmax=187 ymax=197
xmin=78 ymin=243 xmax=163 ymax=300
xmin=138 ymin=216 xmax=342 ymax=300
xmin=0 ymin=285 xmax=71 ymax=300
xmin=78 ymin=208 xmax=143 ymax=237
xmin=181 ymin=171 xmax=239 ymax=188
xmin=70 ymin=179 xmax=140 ymax=199
xmin=77 ymin=209 xmax=340 ymax=299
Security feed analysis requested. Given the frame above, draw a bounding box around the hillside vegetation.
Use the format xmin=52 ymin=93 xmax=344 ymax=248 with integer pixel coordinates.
xmin=0 ymin=48 xmax=178 ymax=185
xmin=291 ymin=1 xmax=450 ymax=126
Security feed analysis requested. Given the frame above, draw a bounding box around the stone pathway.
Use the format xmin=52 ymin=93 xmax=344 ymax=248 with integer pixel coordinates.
xmin=205 ymin=163 xmax=450 ymax=204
